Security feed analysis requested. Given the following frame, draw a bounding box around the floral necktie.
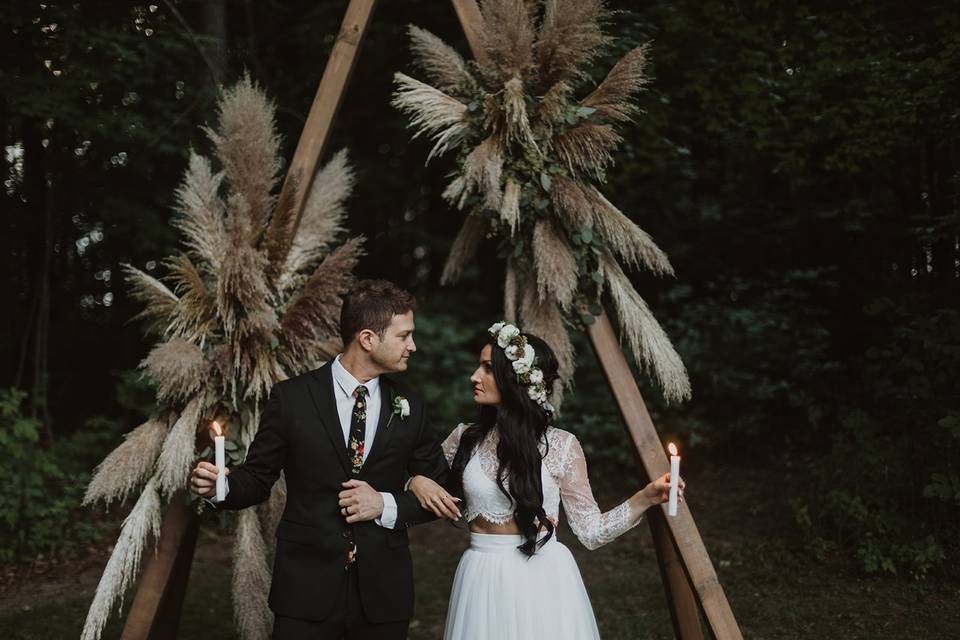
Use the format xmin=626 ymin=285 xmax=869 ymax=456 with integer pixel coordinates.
xmin=348 ymin=384 xmax=368 ymax=475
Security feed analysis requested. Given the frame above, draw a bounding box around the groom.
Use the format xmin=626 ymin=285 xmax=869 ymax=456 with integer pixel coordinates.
xmin=191 ymin=279 xmax=459 ymax=639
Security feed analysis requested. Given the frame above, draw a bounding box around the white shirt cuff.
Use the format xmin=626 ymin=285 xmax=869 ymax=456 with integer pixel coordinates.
xmin=375 ymin=492 xmax=397 ymax=529
xmin=204 ymin=477 xmax=229 ymax=509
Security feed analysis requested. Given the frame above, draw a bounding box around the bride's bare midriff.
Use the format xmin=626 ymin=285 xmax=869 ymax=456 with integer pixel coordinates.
xmin=467 ymin=515 xmax=554 ymax=535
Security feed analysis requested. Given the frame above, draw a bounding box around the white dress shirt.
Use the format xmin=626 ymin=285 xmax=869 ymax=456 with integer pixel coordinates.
xmin=215 ymin=355 xmax=397 ymax=529
xmin=330 ymin=355 xmax=397 ymax=529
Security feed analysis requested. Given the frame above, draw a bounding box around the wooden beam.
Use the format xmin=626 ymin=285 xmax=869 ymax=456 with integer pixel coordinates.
xmin=283 ymin=0 xmax=378 ymax=235
xmin=649 ymin=506 xmax=705 ymax=640
xmin=587 ymin=312 xmax=743 ymax=639
xmin=121 ymin=495 xmax=200 ymax=640
xmin=450 ymin=0 xmax=484 ymax=58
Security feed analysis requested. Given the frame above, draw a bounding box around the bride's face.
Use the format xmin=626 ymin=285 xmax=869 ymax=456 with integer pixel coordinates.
xmin=470 ymin=344 xmax=501 ymax=406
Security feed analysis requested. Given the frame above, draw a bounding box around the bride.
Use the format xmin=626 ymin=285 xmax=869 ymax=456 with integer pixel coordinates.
xmin=409 ymin=322 xmax=685 ymax=640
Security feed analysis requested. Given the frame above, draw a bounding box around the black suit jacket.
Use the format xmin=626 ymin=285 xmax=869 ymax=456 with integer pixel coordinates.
xmin=218 ymin=361 xmax=449 ymax=623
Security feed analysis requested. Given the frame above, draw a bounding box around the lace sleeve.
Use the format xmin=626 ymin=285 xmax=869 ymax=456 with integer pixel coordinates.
xmin=559 ymin=434 xmax=643 ymax=550
xmin=441 ymin=423 xmax=469 ymax=466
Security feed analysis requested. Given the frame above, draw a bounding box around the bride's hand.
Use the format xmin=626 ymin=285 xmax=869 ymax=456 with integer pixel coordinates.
xmin=409 ymin=475 xmax=462 ymax=520
xmin=641 ymin=472 xmax=686 ymax=508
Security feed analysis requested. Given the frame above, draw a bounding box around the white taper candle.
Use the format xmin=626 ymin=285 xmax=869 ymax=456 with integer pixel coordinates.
xmin=213 ymin=421 xmax=226 ymax=502
xmin=667 ymin=442 xmax=680 ymax=517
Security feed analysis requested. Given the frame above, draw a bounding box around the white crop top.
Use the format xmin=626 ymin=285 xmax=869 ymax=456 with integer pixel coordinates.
xmin=441 ymin=423 xmax=643 ymax=550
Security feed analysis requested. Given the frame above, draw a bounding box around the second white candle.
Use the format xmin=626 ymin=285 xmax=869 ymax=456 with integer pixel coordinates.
xmin=667 ymin=442 xmax=680 ymax=517
xmin=213 ymin=421 xmax=226 ymax=502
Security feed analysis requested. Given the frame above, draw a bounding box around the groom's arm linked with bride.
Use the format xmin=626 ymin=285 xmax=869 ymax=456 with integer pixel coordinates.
xmin=189 ymin=279 xmax=453 ymax=639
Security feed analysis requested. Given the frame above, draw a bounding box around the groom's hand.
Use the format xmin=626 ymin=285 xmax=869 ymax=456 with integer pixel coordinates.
xmin=190 ymin=461 xmax=230 ymax=498
xmin=339 ymin=479 xmax=384 ymax=523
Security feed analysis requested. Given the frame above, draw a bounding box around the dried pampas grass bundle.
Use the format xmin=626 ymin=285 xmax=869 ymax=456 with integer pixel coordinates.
xmin=603 ymin=256 xmax=690 ymax=403
xmin=141 ymin=338 xmax=209 ymax=404
xmin=553 ymin=122 xmax=622 ymax=178
xmin=392 ymin=73 xmax=468 ymax=162
xmin=476 ymin=0 xmax=537 ymax=84
xmin=582 ymin=44 xmax=651 ymax=122
xmin=85 ymin=74 xmax=363 ymax=638
xmin=534 ymin=0 xmax=609 ymax=88
xmin=461 ymin=136 xmax=504 ymax=209
xmin=520 ymin=280 xmax=574 ymax=409
xmin=232 ymin=509 xmax=273 ymax=640
xmin=123 ymin=265 xmax=178 ymax=333
xmin=165 ymin=254 xmax=216 ymax=345
xmin=173 ymin=153 xmax=226 ymax=272
xmin=216 ymin=245 xmax=274 ymax=339
xmin=548 ymin=174 xmax=593 ymax=228
xmin=155 ymin=396 xmax=204 ymax=496
xmin=282 ymin=150 xmax=355 ymax=288
xmin=502 ymin=77 xmax=537 ymax=150
xmin=532 ymin=220 xmax=578 ymax=310
xmin=281 ymin=236 xmax=364 ymax=357
xmin=239 ymin=343 xmax=285 ymax=405
xmin=500 ymin=179 xmax=521 ymax=236
xmin=397 ymin=0 xmax=689 ymax=405
xmin=585 ymin=187 xmax=673 ymax=275
xmin=408 ymin=25 xmax=474 ymax=93
xmin=204 ymin=73 xmax=281 ymax=235
xmin=84 ymin=419 xmax=167 ymax=507
xmin=538 ymin=80 xmax=572 ymax=127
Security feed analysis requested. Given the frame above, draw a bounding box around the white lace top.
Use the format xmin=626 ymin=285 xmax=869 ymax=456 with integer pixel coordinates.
xmin=442 ymin=423 xmax=642 ymax=550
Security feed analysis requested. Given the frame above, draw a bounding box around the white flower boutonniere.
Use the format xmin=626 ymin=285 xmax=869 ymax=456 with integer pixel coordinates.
xmin=392 ymin=395 xmax=410 ymax=421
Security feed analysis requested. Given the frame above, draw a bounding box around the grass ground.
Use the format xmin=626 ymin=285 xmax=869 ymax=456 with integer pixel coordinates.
xmin=1 ymin=462 xmax=957 ymax=639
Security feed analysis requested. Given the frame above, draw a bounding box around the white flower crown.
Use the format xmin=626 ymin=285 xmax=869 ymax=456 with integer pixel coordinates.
xmin=488 ymin=321 xmax=555 ymax=414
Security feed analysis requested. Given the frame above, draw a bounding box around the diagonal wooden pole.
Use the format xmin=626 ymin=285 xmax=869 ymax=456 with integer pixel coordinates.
xmin=450 ymin=0 xmax=484 ymax=56
xmin=121 ymin=494 xmax=199 ymax=639
xmin=588 ymin=312 xmax=742 ymax=639
xmin=120 ymin=3 xmax=378 ymax=637
xmin=281 ymin=0 xmax=378 ymax=235
xmin=649 ymin=507 xmax=705 ymax=639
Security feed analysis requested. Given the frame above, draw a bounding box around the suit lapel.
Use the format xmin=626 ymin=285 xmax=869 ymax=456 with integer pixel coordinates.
xmin=307 ymin=362 xmax=352 ymax=477
xmin=361 ymin=375 xmax=398 ymax=473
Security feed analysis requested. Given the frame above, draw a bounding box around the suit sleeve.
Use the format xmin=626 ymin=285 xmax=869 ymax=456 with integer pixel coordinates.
xmin=217 ymin=383 xmax=288 ymax=510
xmin=392 ymin=405 xmax=450 ymax=529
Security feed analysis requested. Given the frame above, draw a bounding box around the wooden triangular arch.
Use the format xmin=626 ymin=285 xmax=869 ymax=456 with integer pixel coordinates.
xmin=121 ymin=2 xmax=742 ymax=638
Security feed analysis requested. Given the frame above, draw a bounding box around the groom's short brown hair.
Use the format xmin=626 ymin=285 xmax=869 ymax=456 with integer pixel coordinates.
xmin=340 ymin=279 xmax=417 ymax=345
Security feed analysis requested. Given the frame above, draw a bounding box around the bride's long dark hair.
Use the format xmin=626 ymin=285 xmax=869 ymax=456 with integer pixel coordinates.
xmin=450 ymin=331 xmax=561 ymax=557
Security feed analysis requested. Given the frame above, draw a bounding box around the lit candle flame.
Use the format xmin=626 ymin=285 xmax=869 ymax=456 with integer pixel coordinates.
xmin=211 ymin=420 xmax=223 ymax=437
xmin=668 ymin=442 xmax=678 ymax=456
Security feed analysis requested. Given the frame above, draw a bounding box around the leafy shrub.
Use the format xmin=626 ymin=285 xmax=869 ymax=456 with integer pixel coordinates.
xmin=791 ymin=301 xmax=960 ymax=577
xmin=0 ymin=388 xmax=108 ymax=561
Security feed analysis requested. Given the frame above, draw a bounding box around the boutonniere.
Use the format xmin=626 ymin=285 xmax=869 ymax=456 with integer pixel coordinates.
xmin=392 ymin=395 xmax=410 ymax=421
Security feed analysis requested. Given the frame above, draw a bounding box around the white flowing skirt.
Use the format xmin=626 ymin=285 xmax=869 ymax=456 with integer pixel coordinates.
xmin=443 ymin=532 xmax=601 ymax=640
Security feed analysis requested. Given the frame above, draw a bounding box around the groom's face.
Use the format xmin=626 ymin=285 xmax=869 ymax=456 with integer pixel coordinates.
xmin=370 ymin=311 xmax=416 ymax=373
